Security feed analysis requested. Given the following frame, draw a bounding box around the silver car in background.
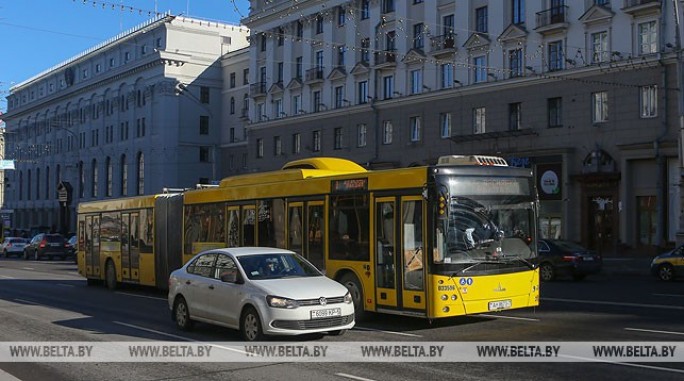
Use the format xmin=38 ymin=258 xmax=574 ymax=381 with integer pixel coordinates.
xmin=168 ymin=247 xmax=354 ymax=341
xmin=1 ymin=237 xmax=29 ymax=258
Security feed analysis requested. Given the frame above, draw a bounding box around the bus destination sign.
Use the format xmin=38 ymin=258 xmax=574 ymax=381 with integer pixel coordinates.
xmin=332 ymin=178 xmax=368 ymax=193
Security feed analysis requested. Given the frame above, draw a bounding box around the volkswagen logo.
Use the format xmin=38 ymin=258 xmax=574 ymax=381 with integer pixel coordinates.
xmin=319 ymin=297 xmax=327 ymax=306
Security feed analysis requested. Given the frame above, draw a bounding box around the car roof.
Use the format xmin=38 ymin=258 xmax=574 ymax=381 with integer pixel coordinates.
xmin=202 ymin=247 xmax=296 ymax=257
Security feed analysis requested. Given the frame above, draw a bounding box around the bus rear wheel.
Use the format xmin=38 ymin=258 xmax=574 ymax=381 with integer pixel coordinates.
xmin=340 ymin=273 xmax=366 ymax=322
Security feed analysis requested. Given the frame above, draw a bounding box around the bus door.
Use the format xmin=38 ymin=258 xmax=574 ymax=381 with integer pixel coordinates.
xmin=306 ymin=202 xmax=325 ymax=271
xmin=242 ymin=205 xmax=256 ymax=246
xmin=91 ymin=215 xmax=101 ymax=278
xmin=400 ymin=197 xmax=426 ymax=312
xmin=287 ymin=203 xmax=304 ymax=255
xmin=226 ymin=206 xmax=240 ymax=247
xmin=85 ymin=216 xmax=93 ymax=277
xmin=121 ymin=212 xmax=139 ymax=281
xmin=375 ymin=197 xmax=398 ymax=308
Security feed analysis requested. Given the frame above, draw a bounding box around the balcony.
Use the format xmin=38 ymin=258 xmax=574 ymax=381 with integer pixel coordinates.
xmin=535 ymin=5 xmax=569 ymax=35
xmin=622 ymin=0 xmax=661 ymax=16
xmin=374 ymin=49 xmax=397 ymax=68
xmin=305 ymin=67 xmax=324 ymax=83
xmin=250 ymin=82 xmax=266 ymax=97
xmin=430 ymin=34 xmax=457 ymax=57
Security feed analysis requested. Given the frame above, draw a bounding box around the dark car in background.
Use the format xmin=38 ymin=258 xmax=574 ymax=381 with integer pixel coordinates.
xmin=651 ymin=244 xmax=684 ymax=281
xmin=537 ymin=239 xmax=602 ymax=281
xmin=23 ymin=233 xmax=68 ymax=261
xmin=66 ymin=235 xmax=78 ymax=263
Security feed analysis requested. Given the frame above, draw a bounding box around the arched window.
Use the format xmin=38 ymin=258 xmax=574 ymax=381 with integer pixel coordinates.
xmin=106 ymin=157 xmax=112 ymax=197
xmin=78 ymin=161 xmax=84 ymax=198
xmin=137 ymin=152 xmax=145 ymax=195
xmin=36 ymin=168 xmax=41 ymax=200
xmin=19 ymin=171 xmax=23 ymax=201
xmin=28 ymin=169 xmax=32 ymax=201
xmin=121 ymin=154 xmax=128 ymax=196
xmin=92 ymin=159 xmax=98 ymax=197
xmin=45 ymin=166 xmax=50 ymax=200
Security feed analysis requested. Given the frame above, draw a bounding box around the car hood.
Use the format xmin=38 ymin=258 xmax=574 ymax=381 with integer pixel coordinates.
xmin=252 ymin=276 xmax=349 ymax=299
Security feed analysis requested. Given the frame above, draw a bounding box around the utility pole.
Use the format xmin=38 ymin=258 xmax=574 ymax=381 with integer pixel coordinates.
xmin=674 ymin=0 xmax=684 ymax=245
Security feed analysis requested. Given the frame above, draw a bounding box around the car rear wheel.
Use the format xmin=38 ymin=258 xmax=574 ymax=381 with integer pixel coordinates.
xmin=657 ymin=264 xmax=674 ymax=282
xmin=105 ymin=260 xmax=117 ymax=290
xmin=173 ymin=296 xmax=194 ymax=331
xmin=23 ymin=250 xmax=29 ymax=260
xmin=34 ymin=251 xmax=39 ymax=261
xmin=241 ymin=306 xmax=263 ymax=342
xmin=539 ymin=263 xmax=554 ymax=282
xmin=339 ymin=272 xmax=366 ymax=322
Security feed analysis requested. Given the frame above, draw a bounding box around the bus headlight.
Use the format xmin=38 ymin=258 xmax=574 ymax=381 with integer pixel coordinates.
xmin=451 ymin=295 xmax=457 ymax=300
xmin=441 ymin=294 xmax=448 ymax=301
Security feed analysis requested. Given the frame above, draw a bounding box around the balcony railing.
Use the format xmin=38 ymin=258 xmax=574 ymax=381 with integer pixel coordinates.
xmin=536 ymin=5 xmax=569 ymax=29
xmin=374 ymin=49 xmax=397 ymax=66
xmin=624 ymin=0 xmax=660 ymax=7
xmin=305 ymin=67 xmax=324 ymax=82
xmin=249 ymin=82 xmax=266 ymax=96
xmin=430 ymin=34 xmax=456 ymax=53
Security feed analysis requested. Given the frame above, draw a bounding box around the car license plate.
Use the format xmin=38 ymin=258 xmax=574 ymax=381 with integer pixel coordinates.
xmin=50 ymin=243 xmax=60 ymax=247
xmin=488 ymin=299 xmax=512 ymax=311
xmin=584 ymin=257 xmax=594 ymax=261
xmin=311 ymin=308 xmax=341 ymax=319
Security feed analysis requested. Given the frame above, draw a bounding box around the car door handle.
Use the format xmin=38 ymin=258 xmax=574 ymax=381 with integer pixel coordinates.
xmin=185 ymin=280 xmax=191 ymax=285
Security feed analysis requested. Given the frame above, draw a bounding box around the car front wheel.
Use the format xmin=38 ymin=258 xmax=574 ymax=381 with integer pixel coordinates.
xmin=241 ymin=306 xmax=263 ymax=341
xmin=540 ymin=263 xmax=554 ymax=282
xmin=657 ymin=264 xmax=674 ymax=282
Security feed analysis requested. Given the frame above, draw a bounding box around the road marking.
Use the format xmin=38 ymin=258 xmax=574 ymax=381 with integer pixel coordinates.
xmin=542 ymin=297 xmax=684 ymax=311
xmin=353 ymin=327 xmax=422 ymax=337
xmin=21 ymin=267 xmax=34 ymax=270
xmin=561 ymin=355 xmax=684 ymax=374
xmin=625 ymin=327 xmax=684 ymax=336
xmin=0 ymin=368 xmax=21 ymax=381
xmin=336 ymin=373 xmax=378 ymax=381
xmin=14 ymin=298 xmax=38 ymax=305
xmin=112 ymin=321 xmax=247 ymax=354
xmin=115 ymin=292 xmax=166 ymax=301
xmin=57 ymin=283 xmax=75 ymax=287
xmin=479 ymin=314 xmax=540 ymax=322
xmin=0 ymin=275 xmax=14 ymax=279
xmin=653 ymin=293 xmax=684 ymax=298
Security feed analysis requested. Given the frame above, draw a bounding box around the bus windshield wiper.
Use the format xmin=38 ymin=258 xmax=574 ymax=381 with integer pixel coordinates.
xmin=460 ymin=261 xmax=502 ymax=274
xmin=509 ymin=257 xmax=535 ymax=270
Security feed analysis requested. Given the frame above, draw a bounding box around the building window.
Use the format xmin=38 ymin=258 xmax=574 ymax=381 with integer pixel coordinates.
xmin=512 ymin=0 xmax=525 ymax=24
xmin=295 ymin=56 xmax=303 ymax=78
xmin=275 ymin=98 xmax=283 ymax=118
xmin=361 ymin=0 xmax=370 ymax=19
xmin=334 ymin=127 xmax=344 ymax=150
xmin=413 ymin=23 xmax=424 ymax=49
xmin=292 ymin=133 xmax=301 ymax=154
xmin=121 ymin=155 xmax=128 ymax=196
xmin=260 ymin=35 xmax=266 ymax=51
xmin=440 ymin=64 xmax=453 ymax=89
xmin=473 ymin=56 xmax=486 ymax=83
xmin=200 ymin=147 xmax=210 ymax=162
xmin=36 ymin=168 xmax=40 ymax=200
xmin=440 ymin=113 xmax=452 ymax=138
xmin=124 ymin=51 xmax=131 ymax=62
xmin=296 ymin=21 xmax=303 ymax=39
xmin=358 ymin=80 xmax=368 ymax=104
xmin=230 ymin=97 xmax=235 ymax=114
xmin=382 ymin=0 xmax=395 ymax=13
xmin=591 ymin=31 xmax=609 ymax=64
xmin=411 ymin=69 xmax=422 ymax=94
xmin=361 ymin=38 xmax=370 ymax=62
xmin=313 ymin=90 xmax=322 ymax=112
xmin=592 ymin=91 xmax=608 ymax=123
xmin=92 ymin=159 xmax=98 ymax=197
xmin=137 ymin=152 xmax=144 ymax=195
xmin=243 ymin=68 xmax=249 ymax=85
xmin=509 ymin=103 xmax=521 ymax=131
xmin=274 ymin=136 xmax=282 ymax=156
xmin=293 ymin=95 xmax=301 ymax=115
xmin=475 ymin=6 xmax=488 ymax=33
xmin=383 ymin=75 xmax=394 ymax=99
xmin=548 ymin=41 xmax=564 ymax=71
xmin=45 ymin=166 xmax=50 ymax=200
xmin=256 ymin=138 xmax=264 ymax=158
xmin=357 ymin=124 xmax=367 ymax=147
xmin=105 ymin=157 xmax=112 ymax=197
xmin=509 ymin=48 xmax=522 ymax=78
xmin=382 ymin=120 xmax=393 ymax=144
xmin=337 ymin=46 xmax=346 ymax=67
xmin=473 ymin=107 xmax=486 ymax=134
xmin=335 ymin=86 xmax=345 ymax=108
xmin=313 ymin=130 xmax=321 ymax=152
xmin=337 ymin=6 xmax=346 ymax=26
xmin=316 ymin=16 xmax=324 ymax=34
xmin=638 ymin=21 xmax=658 ymax=55
xmin=277 ymin=62 xmax=284 ymax=82
xmin=410 ymin=116 xmax=422 ymax=142
xmin=640 ymin=85 xmax=658 ymax=118
xmin=200 ymin=115 xmax=209 ymax=135
xmin=548 ymin=97 xmax=563 ymax=128
xmin=277 ymin=27 xmax=284 ymax=46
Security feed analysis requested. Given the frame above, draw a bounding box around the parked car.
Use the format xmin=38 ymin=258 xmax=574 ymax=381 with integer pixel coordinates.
xmin=168 ymin=247 xmax=355 ymax=341
xmin=651 ymin=245 xmax=684 ymax=281
xmin=537 ymin=239 xmax=603 ymax=281
xmin=1 ymin=237 xmax=29 ymax=258
xmin=66 ymin=235 xmax=78 ymax=262
xmin=23 ymin=233 xmax=68 ymax=261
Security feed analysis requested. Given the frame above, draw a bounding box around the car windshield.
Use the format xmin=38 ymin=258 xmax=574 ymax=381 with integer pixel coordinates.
xmin=237 ymin=253 xmax=322 ymax=280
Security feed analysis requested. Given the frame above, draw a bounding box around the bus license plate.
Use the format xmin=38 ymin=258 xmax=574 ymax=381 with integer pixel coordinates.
xmin=488 ymin=300 xmax=512 ymax=311
xmin=311 ymin=308 xmax=341 ymax=319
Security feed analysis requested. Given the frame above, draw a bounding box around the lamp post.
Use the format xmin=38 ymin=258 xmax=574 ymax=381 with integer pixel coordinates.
xmin=673 ymin=0 xmax=684 ymax=245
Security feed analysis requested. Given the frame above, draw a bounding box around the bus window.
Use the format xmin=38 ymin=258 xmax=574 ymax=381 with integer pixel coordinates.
xmin=242 ymin=206 xmax=255 ymax=246
xmin=288 ymin=204 xmax=303 ymax=254
xmin=307 ymin=203 xmax=324 ymax=270
xmin=329 ymin=194 xmax=369 ymax=261
xmin=402 ymin=200 xmax=423 ymax=291
xmin=376 ymin=200 xmax=395 ymax=289
xmin=226 ymin=207 xmax=240 ymax=247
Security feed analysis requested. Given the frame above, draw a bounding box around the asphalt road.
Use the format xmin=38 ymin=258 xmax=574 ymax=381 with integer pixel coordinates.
xmin=0 ymin=257 xmax=682 ymax=381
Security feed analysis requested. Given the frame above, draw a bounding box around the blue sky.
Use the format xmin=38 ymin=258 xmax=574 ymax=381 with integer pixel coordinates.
xmin=0 ymin=0 xmax=249 ymax=112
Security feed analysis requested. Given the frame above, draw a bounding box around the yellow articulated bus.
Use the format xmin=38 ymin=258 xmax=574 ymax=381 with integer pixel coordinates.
xmin=78 ymin=155 xmax=539 ymax=319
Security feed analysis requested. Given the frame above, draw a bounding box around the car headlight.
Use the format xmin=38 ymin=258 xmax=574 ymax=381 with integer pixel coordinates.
xmin=344 ymin=292 xmax=353 ymax=304
xmin=266 ymin=295 xmax=299 ymax=309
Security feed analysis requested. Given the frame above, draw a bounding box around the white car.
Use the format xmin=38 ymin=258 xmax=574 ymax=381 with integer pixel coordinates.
xmin=1 ymin=237 xmax=28 ymax=258
xmin=168 ymin=247 xmax=354 ymax=341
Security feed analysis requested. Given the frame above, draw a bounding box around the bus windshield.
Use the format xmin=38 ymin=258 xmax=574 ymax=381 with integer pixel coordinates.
xmin=433 ymin=195 xmax=536 ymax=268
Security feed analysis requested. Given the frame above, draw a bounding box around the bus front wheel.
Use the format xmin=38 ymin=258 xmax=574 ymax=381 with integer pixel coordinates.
xmin=340 ymin=273 xmax=366 ymax=322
